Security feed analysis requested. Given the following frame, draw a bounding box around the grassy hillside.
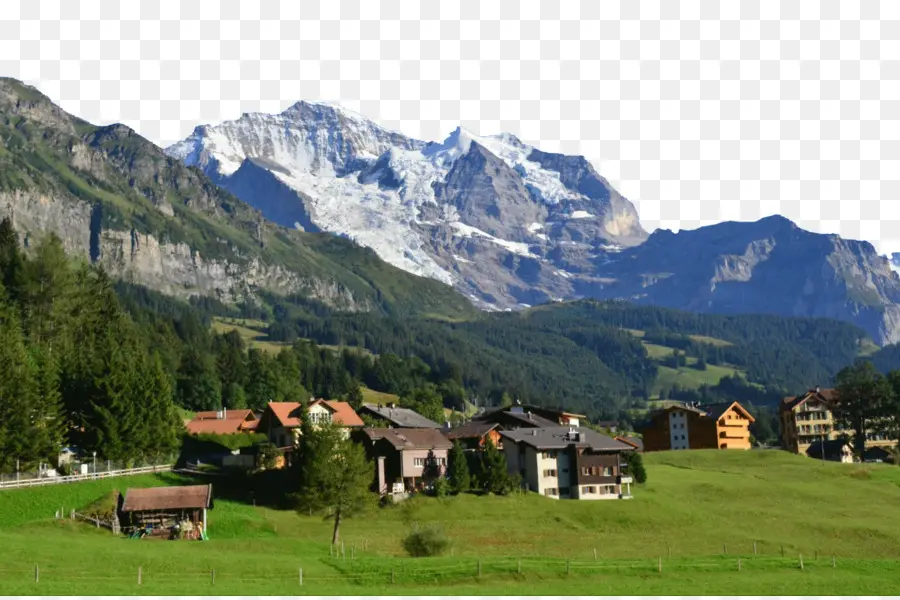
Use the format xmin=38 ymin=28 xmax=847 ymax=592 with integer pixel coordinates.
xmin=211 ymin=317 xmax=289 ymax=354
xmin=3 ymin=451 xmax=900 ymax=594
xmin=0 ymin=77 xmax=476 ymax=321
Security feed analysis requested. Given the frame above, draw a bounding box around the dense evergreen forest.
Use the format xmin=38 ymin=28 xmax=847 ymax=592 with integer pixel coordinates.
xmin=262 ymin=296 xmax=871 ymax=414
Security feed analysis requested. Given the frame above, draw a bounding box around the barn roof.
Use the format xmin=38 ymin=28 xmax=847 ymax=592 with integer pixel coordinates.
xmin=121 ymin=485 xmax=213 ymax=512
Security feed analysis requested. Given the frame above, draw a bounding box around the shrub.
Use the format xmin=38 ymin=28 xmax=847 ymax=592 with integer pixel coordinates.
xmin=624 ymin=451 xmax=647 ymax=484
xmin=431 ymin=477 xmax=450 ymax=498
xmin=402 ymin=525 xmax=450 ymax=557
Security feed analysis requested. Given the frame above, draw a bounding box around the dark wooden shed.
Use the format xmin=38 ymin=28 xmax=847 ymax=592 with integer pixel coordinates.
xmin=119 ymin=484 xmax=213 ymax=539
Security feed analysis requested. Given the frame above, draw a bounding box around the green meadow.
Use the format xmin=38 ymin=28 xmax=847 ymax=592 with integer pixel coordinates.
xmin=2 ymin=450 xmax=900 ymax=595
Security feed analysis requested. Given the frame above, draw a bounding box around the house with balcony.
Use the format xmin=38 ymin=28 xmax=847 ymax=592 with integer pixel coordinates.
xmin=354 ymin=427 xmax=453 ymax=495
xmin=637 ymin=401 xmax=755 ymax=452
xmin=257 ymin=399 xmax=364 ymax=450
xmin=780 ymin=387 xmax=897 ymax=457
xmin=499 ymin=426 xmax=634 ymax=500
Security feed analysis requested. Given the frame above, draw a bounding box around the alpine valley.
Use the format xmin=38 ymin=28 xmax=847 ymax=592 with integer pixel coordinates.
xmin=3 ymin=76 xmax=900 ymax=349
xmin=167 ymin=96 xmax=900 ymax=346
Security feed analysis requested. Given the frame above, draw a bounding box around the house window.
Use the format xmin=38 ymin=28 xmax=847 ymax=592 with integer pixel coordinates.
xmin=414 ymin=457 xmax=446 ymax=467
xmin=603 ymin=466 xmax=613 ymax=476
xmin=602 ymin=485 xmax=616 ymax=495
xmin=544 ymin=487 xmax=559 ymax=496
xmin=583 ymin=486 xmax=597 ymax=494
xmin=542 ymin=451 xmax=558 ymax=459
xmin=543 ymin=469 xmax=558 ymax=477
xmin=414 ymin=458 xmax=425 ymax=467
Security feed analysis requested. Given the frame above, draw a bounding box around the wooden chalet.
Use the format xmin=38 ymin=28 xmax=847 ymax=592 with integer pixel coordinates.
xmin=118 ymin=484 xmax=213 ymax=540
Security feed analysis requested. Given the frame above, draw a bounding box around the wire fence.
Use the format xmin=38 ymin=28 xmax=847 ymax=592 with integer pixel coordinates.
xmin=0 ymin=461 xmax=176 ymax=489
xmin=0 ymin=551 xmax=858 ymax=591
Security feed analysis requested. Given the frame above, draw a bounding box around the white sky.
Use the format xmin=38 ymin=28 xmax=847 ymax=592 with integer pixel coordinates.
xmin=2 ymin=0 xmax=899 ymax=256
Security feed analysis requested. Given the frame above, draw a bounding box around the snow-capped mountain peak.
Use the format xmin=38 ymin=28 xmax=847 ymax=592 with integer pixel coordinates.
xmin=165 ymin=99 xmax=647 ymax=309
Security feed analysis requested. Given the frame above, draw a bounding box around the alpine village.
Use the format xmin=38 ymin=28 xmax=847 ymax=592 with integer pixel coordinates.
xmin=3 ymin=77 xmax=900 ymax=595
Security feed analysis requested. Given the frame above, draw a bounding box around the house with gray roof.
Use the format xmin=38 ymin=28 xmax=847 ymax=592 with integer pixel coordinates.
xmin=358 ymin=403 xmax=442 ymax=429
xmin=500 ymin=426 xmax=634 ymax=501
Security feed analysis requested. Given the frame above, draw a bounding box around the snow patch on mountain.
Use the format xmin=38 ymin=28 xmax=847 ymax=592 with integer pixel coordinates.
xmin=272 ymin=168 xmax=454 ymax=284
xmin=449 ymin=222 xmax=538 ymax=258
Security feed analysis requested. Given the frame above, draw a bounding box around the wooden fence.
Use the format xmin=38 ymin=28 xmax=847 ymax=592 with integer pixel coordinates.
xmin=0 ymin=465 xmax=173 ymax=490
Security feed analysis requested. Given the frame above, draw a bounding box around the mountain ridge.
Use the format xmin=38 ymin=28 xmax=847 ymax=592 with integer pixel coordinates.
xmin=167 ymin=96 xmax=900 ymax=344
xmin=0 ymin=77 xmax=475 ymax=321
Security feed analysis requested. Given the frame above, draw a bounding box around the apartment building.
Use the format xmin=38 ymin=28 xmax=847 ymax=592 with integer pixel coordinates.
xmin=638 ymin=401 xmax=755 ymax=452
xmin=499 ymin=426 xmax=634 ymax=500
xmin=780 ymin=387 xmax=896 ymax=456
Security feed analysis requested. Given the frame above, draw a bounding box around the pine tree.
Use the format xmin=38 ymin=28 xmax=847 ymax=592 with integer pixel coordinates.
xmin=176 ymin=347 xmax=222 ymax=411
xmin=0 ymin=217 xmax=24 ymax=303
xmin=447 ymin=440 xmax=471 ymax=494
xmin=479 ymin=437 xmax=513 ymax=495
xmin=21 ymin=234 xmax=74 ymax=349
xmin=137 ymin=351 xmax=183 ymax=462
xmin=293 ymin=420 xmax=373 ymax=545
xmin=30 ymin=345 xmax=66 ymax=462
xmin=0 ymin=304 xmax=42 ymax=471
xmin=422 ymin=449 xmax=442 ymax=483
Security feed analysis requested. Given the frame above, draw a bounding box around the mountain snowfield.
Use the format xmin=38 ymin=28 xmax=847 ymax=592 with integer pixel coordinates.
xmin=167 ymin=99 xmax=900 ymax=346
xmin=166 ymin=100 xmax=646 ymax=308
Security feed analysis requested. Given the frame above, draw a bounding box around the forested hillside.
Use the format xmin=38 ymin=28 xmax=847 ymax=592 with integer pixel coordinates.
xmin=264 ymin=298 xmax=871 ymax=417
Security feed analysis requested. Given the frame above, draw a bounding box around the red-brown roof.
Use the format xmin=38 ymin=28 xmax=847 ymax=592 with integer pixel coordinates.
xmin=781 ymin=388 xmax=837 ymax=412
xmin=311 ymin=399 xmax=365 ymax=427
xmin=185 ymin=419 xmax=257 ymax=435
xmin=193 ymin=409 xmax=255 ymax=422
xmin=266 ymin=400 xmax=364 ymax=428
xmin=121 ymin=485 xmax=213 ymax=512
xmin=185 ymin=409 xmax=258 ymax=435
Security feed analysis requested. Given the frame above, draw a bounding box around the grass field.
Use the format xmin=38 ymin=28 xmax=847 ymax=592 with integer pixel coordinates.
xmin=359 ymin=387 xmax=400 ymax=406
xmin=211 ymin=317 xmax=289 ymax=354
xmin=3 ymin=450 xmax=900 ymax=594
xmin=622 ymin=329 xmax=744 ymax=398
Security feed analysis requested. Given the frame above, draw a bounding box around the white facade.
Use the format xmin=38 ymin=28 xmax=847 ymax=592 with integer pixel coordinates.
xmin=668 ymin=410 xmax=690 ymax=450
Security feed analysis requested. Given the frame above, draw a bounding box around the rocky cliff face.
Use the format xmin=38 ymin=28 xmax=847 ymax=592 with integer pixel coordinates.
xmin=168 ymin=110 xmax=649 ymax=306
xmin=570 ymin=216 xmax=900 ymax=345
xmin=0 ymin=77 xmax=473 ymax=319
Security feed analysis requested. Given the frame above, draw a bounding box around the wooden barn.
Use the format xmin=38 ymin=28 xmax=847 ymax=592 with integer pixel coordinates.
xmin=118 ymin=484 xmax=213 ymax=540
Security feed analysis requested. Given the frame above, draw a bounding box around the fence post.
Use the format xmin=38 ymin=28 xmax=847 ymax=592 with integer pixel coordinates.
xmin=477 ymin=559 xmax=482 ymax=577
xmin=391 ymin=568 xmax=395 ymax=584
xmin=753 ymin=541 xmax=757 ymax=555
xmin=832 ymin=555 xmax=836 ymax=568
xmin=299 ymin=567 xmax=303 ymax=586
xmin=211 ymin=569 xmax=216 ymax=585
xmin=593 ymin=548 xmax=597 ymax=560
xmin=799 ymin=554 xmax=804 ymax=570
xmin=667 ymin=543 xmax=671 ymax=558
xmin=738 ymin=557 xmax=742 ymax=571
xmin=658 ymin=557 xmax=662 ymax=573
xmin=35 ymin=565 xmax=39 ymax=583
xmin=138 ymin=566 xmax=142 ymax=585
xmin=722 ymin=543 xmax=727 ymax=555
xmin=341 ymin=540 xmax=345 ymax=559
